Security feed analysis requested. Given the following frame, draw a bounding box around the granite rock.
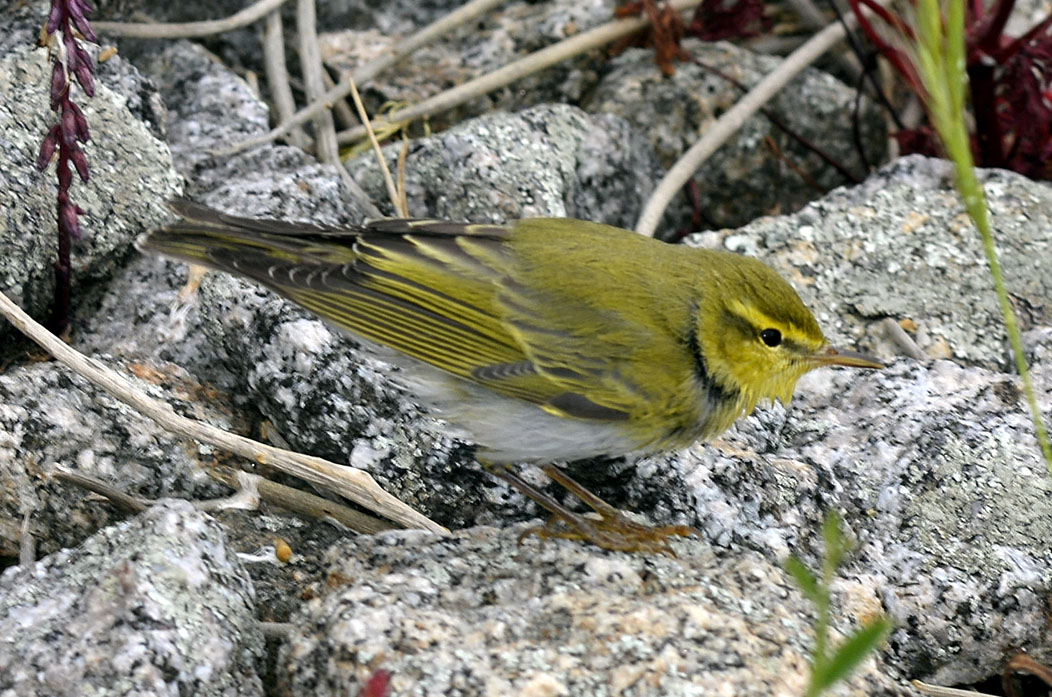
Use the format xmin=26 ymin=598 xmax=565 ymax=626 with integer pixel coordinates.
xmin=0 ymin=501 xmax=264 ymax=697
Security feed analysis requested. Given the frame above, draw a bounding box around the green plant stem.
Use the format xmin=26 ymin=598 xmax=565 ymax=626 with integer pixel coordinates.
xmin=912 ymin=0 xmax=1052 ymax=472
xmin=957 ymin=167 xmax=1052 ymax=468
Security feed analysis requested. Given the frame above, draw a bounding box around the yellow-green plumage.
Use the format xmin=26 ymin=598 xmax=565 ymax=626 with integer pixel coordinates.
xmin=141 ymin=200 xmax=882 ymax=551
xmin=139 ymin=201 xmax=866 ymax=465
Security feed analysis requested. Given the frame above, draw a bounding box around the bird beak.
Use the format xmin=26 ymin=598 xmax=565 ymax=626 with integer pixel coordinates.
xmin=809 ymin=345 xmax=883 ymax=369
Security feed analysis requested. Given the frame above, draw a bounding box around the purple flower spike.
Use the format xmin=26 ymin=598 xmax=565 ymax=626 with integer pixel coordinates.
xmin=37 ymin=126 xmax=61 ymax=171
xmin=69 ymin=0 xmax=98 ymax=42
xmin=49 ymin=62 xmax=67 ymax=108
xmin=68 ymin=101 xmax=90 ymax=142
xmin=59 ymin=202 xmax=84 ymax=239
xmin=39 ymin=0 xmax=97 ymax=336
xmin=45 ymin=3 xmax=65 ymax=34
xmin=69 ymin=147 xmax=90 ymax=182
xmin=73 ymin=63 xmax=94 ymax=97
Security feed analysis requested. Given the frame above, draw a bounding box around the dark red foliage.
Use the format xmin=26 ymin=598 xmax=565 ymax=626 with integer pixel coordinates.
xmin=689 ymin=0 xmax=771 ymax=41
xmin=891 ymin=125 xmax=940 ymax=157
xmin=850 ymin=0 xmax=1052 ymax=180
xmin=613 ymin=0 xmax=768 ymax=74
xmin=614 ymin=0 xmax=691 ymax=75
xmin=357 ymin=670 xmax=391 ymax=697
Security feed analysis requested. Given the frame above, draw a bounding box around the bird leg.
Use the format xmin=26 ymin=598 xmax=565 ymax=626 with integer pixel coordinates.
xmin=481 ymin=460 xmax=697 ymax=555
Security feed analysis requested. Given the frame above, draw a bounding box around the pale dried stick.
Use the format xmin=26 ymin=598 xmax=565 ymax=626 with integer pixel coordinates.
xmin=882 ymin=317 xmax=926 ymax=360
xmin=635 ymin=13 xmax=858 ymax=237
xmin=262 ymin=9 xmax=310 ymax=150
xmin=334 ymin=0 xmax=703 ymax=147
xmin=208 ymin=465 xmax=396 ymax=533
xmin=396 ymin=138 xmax=410 ymax=217
xmin=348 ymin=76 xmax=405 ymax=216
xmin=51 ymin=463 xmax=395 ymax=534
xmin=94 ymin=0 xmax=289 ymax=38
xmin=0 ymin=290 xmax=447 ymax=534
xmin=216 ymin=0 xmax=509 ymax=156
xmin=296 ymin=0 xmax=339 ymax=165
xmin=294 ymin=0 xmax=377 ymax=210
xmin=911 ymin=679 xmax=995 ymax=697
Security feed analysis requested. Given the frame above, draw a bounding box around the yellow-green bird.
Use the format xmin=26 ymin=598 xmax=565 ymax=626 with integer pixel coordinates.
xmin=140 ymin=200 xmax=881 ymax=552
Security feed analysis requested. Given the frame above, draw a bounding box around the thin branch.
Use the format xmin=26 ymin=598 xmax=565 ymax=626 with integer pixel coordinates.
xmin=0 ymin=289 xmax=447 ymax=535
xmin=635 ymin=13 xmax=857 ymax=237
xmin=823 ymin=0 xmax=907 ymax=133
xmin=322 ymin=68 xmax=358 ymax=130
xmin=262 ymin=9 xmax=310 ymax=150
xmin=53 ymin=468 xmax=150 ymax=512
xmin=333 ymin=0 xmax=703 ymax=148
xmin=785 ymin=0 xmax=863 ymax=79
xmin=292 ymin=0 xmax=379 ymax=213
xmin=911 ymin=679 xmax=997 ymax=697
xmin=881 ymin=317 xmax=926 ymax=359
xmin=296 ymin=0 xmax=339 ymax=165
xmin=348 ymin=75 xmax=404 ymax=216
xmin=208 ymin=464 xmax=396 ymax=534
xmin=691 ymin=58 xmax=862 ymax=183
xmin=93 ymin=0 xmax=290 ymax=38
xmin=218 ymin=0 xmax=511 ymax=156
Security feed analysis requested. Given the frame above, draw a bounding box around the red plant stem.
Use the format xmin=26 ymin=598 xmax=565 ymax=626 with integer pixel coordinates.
xmin=52 ymin=195 xmax=72 ymax=336
xmin=995 ymin=13 xmax=1052 ymax=61
xmin=848 ymin=0 xmax=926 ymax=93
xmin=972 ymin=0 xmax=1016 ymax=54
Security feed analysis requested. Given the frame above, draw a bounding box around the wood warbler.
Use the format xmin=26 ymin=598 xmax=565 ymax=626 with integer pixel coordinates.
xmin=140 ymin=200 xmax=881 ymax=553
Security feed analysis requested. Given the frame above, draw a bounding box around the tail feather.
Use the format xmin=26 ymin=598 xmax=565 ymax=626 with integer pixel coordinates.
xmin=136 ymin=199 xmax=364 ymax=270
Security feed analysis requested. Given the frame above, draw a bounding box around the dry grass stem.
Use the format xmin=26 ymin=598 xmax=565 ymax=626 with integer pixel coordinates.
xmin=635 ymin=13 xmax=857 ymax=237
xmin=94 ymin=0 xmax=290 ymax=38
xmin=218 ymin=0 xmax=510 ymax=156
xmin=334 ymin=0 xmax=703 ymax=148
xmin=348 ymin=75 xmax=405 ymax=216
xmin=0 ymin=290 xmax=447 ymax=534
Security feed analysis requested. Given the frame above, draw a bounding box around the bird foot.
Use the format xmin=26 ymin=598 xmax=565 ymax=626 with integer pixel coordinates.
xmin=519 ymin=510 xmax=697 ymax=555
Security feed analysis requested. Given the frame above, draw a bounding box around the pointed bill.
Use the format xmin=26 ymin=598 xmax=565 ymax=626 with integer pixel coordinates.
xmin=810 ymin=345 xmax=884 ymax=369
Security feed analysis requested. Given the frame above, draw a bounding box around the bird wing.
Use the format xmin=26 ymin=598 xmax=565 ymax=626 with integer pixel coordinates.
xmin=145 ymin=202 xmax=531 ymax=379
xmin=486 ymin=220 xmax=695 ymax=424
xmin=144 ymin=203 xmax=692 ymax=424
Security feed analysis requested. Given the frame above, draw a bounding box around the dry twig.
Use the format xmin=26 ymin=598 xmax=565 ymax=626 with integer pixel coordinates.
xmin=94 ymin=0 xmax=290 ymax=38
xmin=635 ymin=13 xmax=858 ymax=236
xmin=296 ymin=0 xmax=339 ymax=166
xmin=262 ymin=9 xmax=310 ymax=150
xmin=219 ymin=0 xmax=510 ymax=156
xmin=0 ymin=290 xmax=446 ymax=535
xmin=333 ymin=0 xmax=704 ymax=148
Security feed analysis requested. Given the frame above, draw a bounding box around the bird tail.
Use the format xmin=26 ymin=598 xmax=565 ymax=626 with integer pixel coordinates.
xmin=136 ymin=199 xmax=362 ymax=271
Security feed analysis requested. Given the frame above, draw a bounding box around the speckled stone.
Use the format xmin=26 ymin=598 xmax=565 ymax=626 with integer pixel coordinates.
xmin=278 ymin=525 xmax=910 ymax=697
xmin=348 ymin=103 xmax=663 ymax=229
xmin=0 ymin=501 xmax=263 ymax=697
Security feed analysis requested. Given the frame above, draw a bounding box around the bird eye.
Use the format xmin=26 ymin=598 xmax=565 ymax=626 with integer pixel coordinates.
xmin=760 ymin=328 xmax=782 ymax=347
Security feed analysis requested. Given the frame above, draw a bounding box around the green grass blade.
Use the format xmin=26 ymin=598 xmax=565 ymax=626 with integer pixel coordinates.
xmin=806 ymin=618 xmax=893 ymax=696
